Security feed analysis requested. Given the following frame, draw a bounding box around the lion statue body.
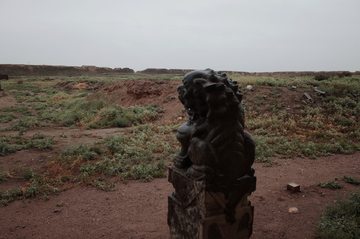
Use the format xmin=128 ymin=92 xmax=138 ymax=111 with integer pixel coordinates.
xmin=174 ymin=69 xmax=255 ymax=184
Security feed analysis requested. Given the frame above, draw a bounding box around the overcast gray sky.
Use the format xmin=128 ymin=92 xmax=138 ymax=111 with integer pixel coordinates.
xmin=1 ymin=0 xmax=359 ymax=72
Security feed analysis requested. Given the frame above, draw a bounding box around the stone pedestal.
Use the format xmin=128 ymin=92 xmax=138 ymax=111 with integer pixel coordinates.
xmin=168 ymin=167 xmax=256 ymax=239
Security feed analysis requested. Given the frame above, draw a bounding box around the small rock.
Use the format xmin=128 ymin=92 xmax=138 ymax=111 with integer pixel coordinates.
xmin=54 ymin=209 xmax=61 ymax=213
xmin=250 ymin=88 xmax=256 ymax=92
xmin=292 ymin=86 xmax=297 ymax=89
xmin=289 ymin=207 xmax=299 ymax=213
xmin=246 ymin=85 xmax=252 ymax=90
xmin=286 ymin=108 xmax=291 ymax=111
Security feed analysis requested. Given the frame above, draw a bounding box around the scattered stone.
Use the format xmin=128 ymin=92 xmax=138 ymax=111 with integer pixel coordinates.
xmin=246 ymin=85 xmax=252 ymax=90
xmin=250 ymin=88 xmax=256 ymax=92
xmin=314 ymin=87 xmax=325 ymax=95
xmin=289 ymin=207 xmax=299 ymax=213
xmin=292 ymin=86 xmax=297 ymax=89
xmin=287 ymin=183 xmax=300 ymax=193
xmin=286 ymin=108 xmax=291 ymax=111
xmin=303 ymin=93 xmax=312 ymax=101
xmin=54 ymin=209 xmax=61 ymax=213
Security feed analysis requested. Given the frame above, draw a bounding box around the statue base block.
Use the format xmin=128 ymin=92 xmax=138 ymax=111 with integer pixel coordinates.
xmin=168 ymin=167 xmax=256 ymax=239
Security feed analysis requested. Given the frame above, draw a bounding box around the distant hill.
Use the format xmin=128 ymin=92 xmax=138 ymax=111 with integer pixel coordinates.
xmin=0 ymin=64 xmax=134 ymax=76
xmin=0 ymin=64 xmax=359 ymax=77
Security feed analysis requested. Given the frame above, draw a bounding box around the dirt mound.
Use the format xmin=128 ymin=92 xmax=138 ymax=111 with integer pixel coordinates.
xmin=93 ymin=79 xmax=184 ymax=121
xmin=54 ymin=81 xmax=105 ymax=91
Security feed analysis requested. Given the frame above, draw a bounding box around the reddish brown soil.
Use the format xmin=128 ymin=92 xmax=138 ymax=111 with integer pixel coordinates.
xmin=1 ymin=80 xmax=360 ymax=239
xmin=91 ymin=80 xmax=184 ymax=121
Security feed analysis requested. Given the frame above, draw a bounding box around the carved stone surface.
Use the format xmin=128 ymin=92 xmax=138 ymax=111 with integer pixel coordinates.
xmin=174 ymin=69 xmax=255 ymax=183
xmin=168 ymin=167 xmax=256 ymax=239
xmin=0 ymin=82 xmax=4 ymax=96
xmin=168 ymin=69 xmax=256 ymax=238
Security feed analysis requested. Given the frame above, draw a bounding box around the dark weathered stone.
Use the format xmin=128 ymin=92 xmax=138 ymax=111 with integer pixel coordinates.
xmin=0 ymin=81 xmax=4 ymax=96
xmin=168 ymin=167 xmax=256 ymax=239
xmin=168 ymin=69 xmax=256 ymax=238
xmin=174 ymin=69 xmax=255 ymax=183
xmin=0 ymin=75 xmax=8 ymax=80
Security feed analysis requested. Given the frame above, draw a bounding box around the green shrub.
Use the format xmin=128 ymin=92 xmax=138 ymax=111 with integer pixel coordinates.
xmin=0 ymin=114 xmax=17 ymax=123
xmin=90 ymin=145 xmax=103 ymax=154
xmin=318 ymin=180 xmax=343 ymax=190
xmin=343 ymin=175 xmax=360 ymax=186
xmin=314 ymin=75 xmax=330 ymax=81
xmin=37 ymin=96 xmax=163 ymax=128
xmin=0 ymin=142 xmax=22 ymax=156
xmin=1 ymin=104 xmax=29 ymax=113
xmin=125 ymin=161 xmax=167 ymax=181
xmin=335 ymin=116 xmax=353 ymax=126
xmin=95 ymin=119 xmax=108 ymax=127
xmin=20 ymin=132 xmax=54 ymax=149
xmin=62 ymin=144 xmax=92 ymax=157
xmin=338 ymin=72 xmax=352 ymax=78
xmin=113 ymin=117 xmax=131 ymax=127
xmin=99 ymin=107 xmax=118 ymax=121
xmin=33 ymin=103 xmax=47 ymax=110
xmin=316 ymin=190 xmax=360 ymax=239
xmin=82 ymin=151 xmax=96 ymax=160
xmin=87 ymin=123 xmax=99 ymax=129
xmin=22 ymin=167 xmax=35 ymax=180
xmin=0 ymin=181 xmax=47 ymax=206
xmin=0 ymin=171 xmax=8 ymax=182
xmin=102 ymin=135 xmax=129 ymax=154
xmin=3 ymin=116 xmax=40 ymax=132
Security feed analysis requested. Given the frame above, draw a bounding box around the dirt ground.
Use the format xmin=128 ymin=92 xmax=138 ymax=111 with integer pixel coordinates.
xmin=1 ymin=80 xmax=360 ymax=238
xmin=1 ymin=153 xmax=359 ymax=239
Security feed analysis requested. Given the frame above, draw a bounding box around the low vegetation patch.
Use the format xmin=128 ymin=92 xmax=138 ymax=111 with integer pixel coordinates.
xmin=0 ymin=132 xmax=54 ymax=156
xmin=37 ymin=95 xmax=163 ymax=128
xmin=0 ymin=121 xmax=181 ymax=205
xmin=55 ymin=123 xmax=180 ymax=185
xmin=0 ymin=114 xmax=17 ymax=123
xmin=316 ymin=190 xmax=360 ymax=239
xmin=1 ymin=73 xmax=360 ymax=209
xmin=342 ymin=175 xmax=360 ymax=186
xmin=236 ymin=74 xmax=360 ymax=163
xmin=0 ymin=104 xmax=32 ymax=115
xmin=0 ymin=167 xmax=59 ymax=206
xmin=318 ymin=179 xmax=344 ymax=190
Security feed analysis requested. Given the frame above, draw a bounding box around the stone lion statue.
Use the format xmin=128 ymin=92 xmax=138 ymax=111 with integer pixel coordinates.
xmin=174 ymin=69 xmax=255 ymax=184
